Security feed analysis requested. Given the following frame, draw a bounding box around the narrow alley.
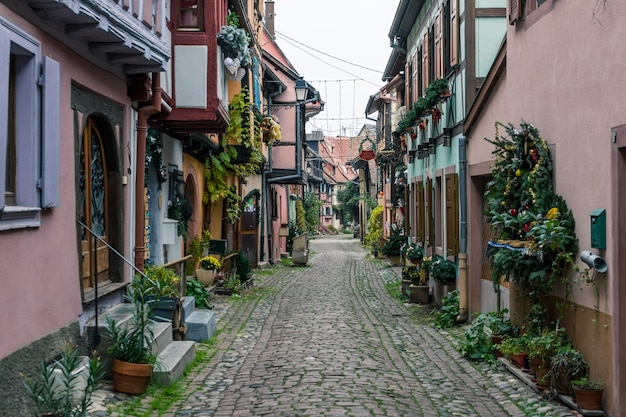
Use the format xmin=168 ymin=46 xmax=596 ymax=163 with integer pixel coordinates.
xmin=93 ymin=235 xmax=576 ymax=417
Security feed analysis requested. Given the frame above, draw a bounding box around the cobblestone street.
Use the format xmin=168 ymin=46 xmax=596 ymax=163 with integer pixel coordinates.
xmin=94 ymin=234 xmax=578 ymax=416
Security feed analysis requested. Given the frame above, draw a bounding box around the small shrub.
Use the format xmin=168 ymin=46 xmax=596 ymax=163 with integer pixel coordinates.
xmin=22 ymin=342 xmax=105 ymax=417
xmin=186 ymin=278 xmax=213 ymax=309
xmin=458 ymin=313 xmax=497 ymax=362
xmin=435 ymin=290 xmax=460 ymax=329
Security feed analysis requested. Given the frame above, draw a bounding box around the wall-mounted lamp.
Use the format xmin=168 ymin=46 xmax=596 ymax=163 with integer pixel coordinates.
xmin=580 ymin=250 xmax=607 ymax=273
xmin=295 ymin=77 xmax=308 ymax=102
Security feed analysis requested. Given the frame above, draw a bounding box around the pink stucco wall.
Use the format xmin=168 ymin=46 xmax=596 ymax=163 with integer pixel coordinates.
xmin=0 ymin=7 xmax=132 ymax=358
xmin=467 ymin=2 xmax=626 ymax=413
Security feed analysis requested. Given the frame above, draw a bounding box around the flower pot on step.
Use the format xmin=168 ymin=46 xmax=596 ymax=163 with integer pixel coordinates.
xmin=196 ymin=269 xmax=216 ymax=286
xmin=574 ymin=388 xmax=603 ymax=410
xmin=112 ymin=358 xmax=152 ymax=395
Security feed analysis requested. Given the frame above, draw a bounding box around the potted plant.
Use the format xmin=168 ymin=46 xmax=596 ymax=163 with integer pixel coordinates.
xmin=106 ymin=275 xmax=162 ymax=394
xmin=498 ymin=336 xmax=530 ymax=369
xmin=550 ymin=343 xmax=588 ymax=395
xmin=526 ymin=328 xmax=565 ymax=388
xmin=401 ymin=265 xmax=418 ymax=297
xmin=408 ymin=263 xmax=429 ymax=304
xmin=144 ymin=265 xmax=181 ymax=323
xmin=403 ymin=243 xmax=424 ymax=265
xmin=572 ymin=377 xmax=604 ymax=410
xmin=381 ymin=225 xmax=405 ymax=265
xmin=431 ymin=257 xmax=456 ymax=286
xmin=196 ymin=255 xmax=221 ymax=286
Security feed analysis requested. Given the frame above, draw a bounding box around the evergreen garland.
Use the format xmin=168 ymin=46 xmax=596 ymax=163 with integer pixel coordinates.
xmin=485 ymin=122 xmax=578 ymax=331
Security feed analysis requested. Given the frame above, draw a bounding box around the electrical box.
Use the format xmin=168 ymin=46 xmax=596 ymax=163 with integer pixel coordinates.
xmin=590 ymin=208 xmax=606 ymax=250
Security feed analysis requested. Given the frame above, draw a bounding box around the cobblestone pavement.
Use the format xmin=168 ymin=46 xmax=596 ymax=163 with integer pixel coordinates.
xmin=91 ymin=234 xmax=580 ymax=417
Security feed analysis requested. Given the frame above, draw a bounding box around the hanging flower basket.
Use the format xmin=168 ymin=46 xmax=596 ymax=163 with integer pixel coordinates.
xmin=359 ymin=134 xmax=377 ymax=161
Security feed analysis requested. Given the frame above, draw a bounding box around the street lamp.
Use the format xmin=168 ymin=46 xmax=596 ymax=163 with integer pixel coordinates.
xmin=295 ymin=78 xmax=308 ymax=102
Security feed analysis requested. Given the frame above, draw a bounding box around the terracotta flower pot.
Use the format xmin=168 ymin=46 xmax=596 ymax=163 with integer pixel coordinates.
xmin=112 ymin=358 xmax=152 ymax=395
xmin=574 ymin=388 xmax=603 ymax=410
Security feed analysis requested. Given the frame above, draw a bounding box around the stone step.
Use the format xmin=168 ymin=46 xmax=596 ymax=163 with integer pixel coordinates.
xmin=181 ymin=296 xmax=196 ymax=322
xmin=152 ymin=341 xmax=196 ymax=387
xmin=86 ymin=303 xmax=172 ymax=377
xmin=185 ymin=310 xmax=216 ymax=342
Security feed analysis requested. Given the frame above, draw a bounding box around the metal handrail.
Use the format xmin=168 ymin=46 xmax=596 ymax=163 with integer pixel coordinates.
xmin=78 ymin=220 xmax=148 ymax=348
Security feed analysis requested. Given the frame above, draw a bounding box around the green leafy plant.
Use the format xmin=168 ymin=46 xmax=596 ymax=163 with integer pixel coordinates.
xmin=435 ymin=290 xmax=460 ymax=329
xmin=498 ymin=336 xmax=529 ymax=357
xmin=21 ymin=342 xmax=105 ymax=417
xmin=144 ymin=265 xmax=181 ymax=298
xmin=303 ymin=191 xmax=322 ymax=233
xmin=397 ymin=78 xmax=449 ymax=133
xmin=572 ymin=377 xmax=604 ymax=391
xmin=365 ymin=206 xmax=384 ymax=252
xmin=403 ymin=243 xmax=424 ymax=262
xmin=235 ymin=250 xmax=252 ymax=283
xmin=459 ymin=313 xmax=497 ymax=362
xmin=430 ymin=257 xmax=456 ymax=285
xmin=188 ymin=230 xmax=212 ymax=275
xmin=550 ymin=343 xmax=588 ymax=395
xmin=381 ymin=225 xmax=406 ymax=257
xmin=106 ymin=275 xmax=163 ymax=365
xmin=186 ymin=278 xmax=213 ymax=309
xmin=402 ymin=265 xmax=423 ymax=285
xmin=526 ymin=327 xmax=566 ymax=363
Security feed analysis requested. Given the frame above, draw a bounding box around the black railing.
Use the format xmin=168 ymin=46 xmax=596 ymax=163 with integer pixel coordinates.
xmin=78 ymin=221 xmax=147 ymax=348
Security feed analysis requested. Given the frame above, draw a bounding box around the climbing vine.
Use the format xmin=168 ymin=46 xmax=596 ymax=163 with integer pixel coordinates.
xmin=203 ymin=87 xmax=264 ymax=222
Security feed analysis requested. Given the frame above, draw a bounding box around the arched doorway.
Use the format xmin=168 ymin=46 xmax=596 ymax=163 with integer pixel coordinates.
xmin=78 ymin=115 xmax=122 ymax=298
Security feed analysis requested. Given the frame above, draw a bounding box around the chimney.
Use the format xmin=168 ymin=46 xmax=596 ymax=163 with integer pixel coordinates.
xmin=265 ymin=1 xmax=275 ymax=38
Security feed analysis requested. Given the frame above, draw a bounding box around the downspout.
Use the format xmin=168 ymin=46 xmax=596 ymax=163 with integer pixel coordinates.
xmin=134 ymin=73 xmax=162 ymax=271
xmin=457 ymin=135 xmax=469 ymax=322
xmin=263 ymin=88 xmax=282 ymax=264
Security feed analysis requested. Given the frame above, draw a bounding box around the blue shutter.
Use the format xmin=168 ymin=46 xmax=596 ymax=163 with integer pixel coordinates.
xmin=252 ymin=56 xmax=261 ymax=109
xmin=41 ymin=56 xmax=60 ymax=208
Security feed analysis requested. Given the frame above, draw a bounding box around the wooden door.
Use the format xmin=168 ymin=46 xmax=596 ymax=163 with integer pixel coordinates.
xmin=79 ymin=117 xmax=110 ymax=293
xmin=239 ymin=191 xmax=259 ymax=267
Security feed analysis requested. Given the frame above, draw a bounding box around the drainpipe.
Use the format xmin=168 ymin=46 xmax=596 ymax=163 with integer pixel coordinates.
xmin=133 ymin=73 xmax=162 ymax=271
xmin=457 ymin=135 xmax=469 ymax=322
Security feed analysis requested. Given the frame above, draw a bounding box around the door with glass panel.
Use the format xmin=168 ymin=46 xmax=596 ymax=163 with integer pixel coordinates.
xmin=79 ymin=117 xmax=110 ymax=293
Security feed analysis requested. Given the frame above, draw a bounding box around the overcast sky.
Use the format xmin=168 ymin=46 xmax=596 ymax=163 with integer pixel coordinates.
xmin=271 ymin=0 xmax=400 ymax=138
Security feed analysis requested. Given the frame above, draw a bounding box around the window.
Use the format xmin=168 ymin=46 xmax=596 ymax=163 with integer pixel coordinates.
xmin=178 ymin=0 xmax=203 ymax=30
xmin=0 ymin=18 xmax=60 ymax=230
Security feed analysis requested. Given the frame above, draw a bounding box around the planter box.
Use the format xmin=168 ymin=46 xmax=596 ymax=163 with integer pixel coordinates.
xmin=153 ymin=297 xmax=179 ymax=322
xmin=409 ymin=285 xmax=429 ymax=304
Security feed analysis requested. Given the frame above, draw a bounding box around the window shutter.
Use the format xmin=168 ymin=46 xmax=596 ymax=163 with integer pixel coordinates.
xmin=41 ymin=56 xmax=60 ymax=208
xmin=445 ymin=173 xmax=459 ymax=255
xmin=0 ymin=29 xmax=7 ymax=211
xmin=417 ymin=181 xmax=425 ymax=244
xmin=404 ymin=60 xmax=411 ymax=110
xmin=450 ymin=0 xmax=458 ymax=66
xmin=427 ymin=180 xmax=433 ymax=247
xmin=422 ymin=34 xmax=429 ymax=92
xmin=509 ymin=0 xmax=521 ymax=25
